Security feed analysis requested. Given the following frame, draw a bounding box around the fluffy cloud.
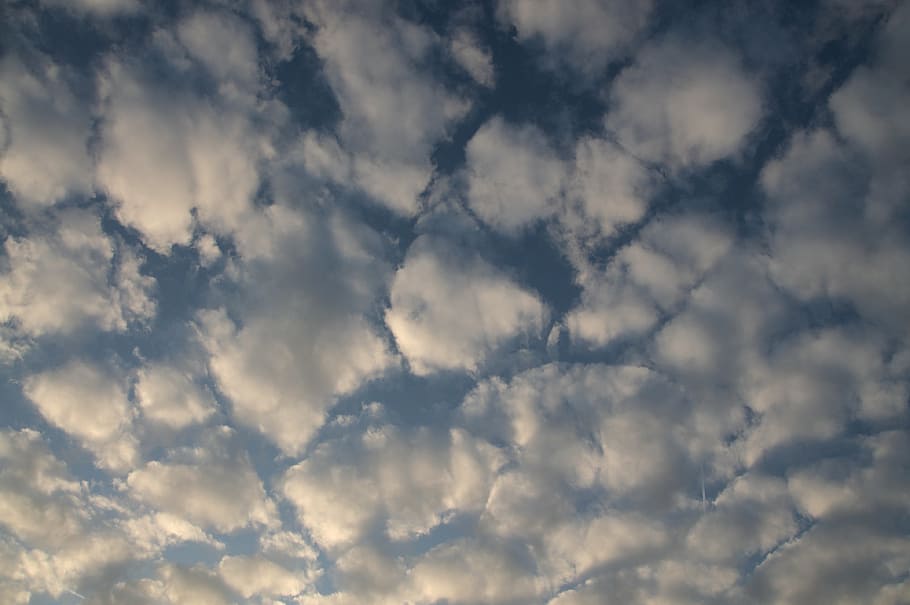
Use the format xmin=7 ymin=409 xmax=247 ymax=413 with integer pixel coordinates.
xmin=95 ymin=73 xmax=260 ymax=252
xmin=686 ymin=473 xmax=797 ymax=564
xmin=300 ymin=1 xmax=468 ymax=214
xmin=745 ymin=522 xmax=910 ymax=605
xmin=466 ymin=122 xmax=655 ymax=238
xmin=568 ymin=136 xmax=654 ymax=237
xmin=449 ymin=29 xmax=496 ymax=87
xmin=607 ymin=35 xmax=762 ymax=168
xmin=0 ymin=210 xmax=155 ymax=355
xmin=567 ymin=213 xmax=732 ymax=348
xmin=218 ymin=554 xmax=312 ymax=599
xmin=465 ymin=117 xmax=566 ymax=233
xmin=497 ymin=0 xmax=653 ymax=75
xmin=0 ymin=56 xmax=94 ymax=207
xmin=96 ymin=9 xmax=267 ymax=252
xmin=282 ymin=415 xmax=502 ymax=550
xmin=126 ymin=427 xmax=276 ymax=533
xmin=23 ymin=361 xmax=138 ymax=472
xmin=38 ymin=0 xmax=141 ymax=16
xmin=1 ymin=2 xmax=908 ymax=603
xmin=134 ymin=361 xmax=217 ymax=430
xmin=386 ymin=235 xmax=547 ymax=375
xmin=0 ymin=429 xmax=84 ymax=550
xmin=198 ymin=205 xmax=395 ymax=455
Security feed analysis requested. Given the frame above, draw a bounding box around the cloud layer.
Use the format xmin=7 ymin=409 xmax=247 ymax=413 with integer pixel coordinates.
xmin=1 ymin=1 xmax=907 ymax=603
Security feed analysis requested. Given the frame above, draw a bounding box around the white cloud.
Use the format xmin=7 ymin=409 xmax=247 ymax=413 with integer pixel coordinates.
xmin=23 ymin=361 xmax=138 ymax=473
xmin=607 ymin=35 xmax=762 ymax=168
xmin=459 ymin=363 xmax=712 ymax=595
xmin=0 ymin=429 xmax=84 ymax=549
xmin=543 ymin=512 xmax=669 ymax=583
xmin=96 ymin=57 xmax=263 ymax=252
xmin=122 ymin=512 xmax=223 ymax=553
xmin=449 ymin=30 xmax=495 ymax=87
xmin=0 ymin=56 xmax=94 ymax=207
xmin=761 ymin=5 xmax=910 ymax=337
xmin=196 ymin=233 xmax=222 ymax=267
xmin=158 ymin=564 xmax=235 ymax=605
xmin=38 ymin=0 xmax=141 ymax=16
xmin=761 ymin=129 xmax=910 ymax=335
xmin=465 ymin=117 xmax=566 ymax=232
xmin=0 ymin=210 xmax=155 ymax=351
xmin=740 ymin=328 xmax=908 ymax=466
xmin=569 ymin=136 xmax=653 ymax=237
xmin=301 ymin=1 xmax=468 ymax=214
xmin=788 ymin=430 xmax=909 ymax=521
xmin=407 ymin=538 xmax=541 ymax=604
xmin=386 ymin=235 xmax=547 ymax=375
xmin=497 ymin=0 xmax=653 ymax=76
xmin=686 ymin=473 xmax=797 ymax=563
xmin=198 ymin=206 xmax=395 ymax=455
xmin=653 ymin=251 xmax=784 ymax=388
xmin=134 ymin=362 xmax=217 ymax=430
xmin=176 ymin=10 xmax=261 ymax=98
xmin=282 ymin=419 xmax=502 ymax=550
xmin=218 ymin=554 xmax=312 ymax=599
xmin=745 ymin=522 xmax=910 ymax=605
xmin=567 ymin=213 xmax=732 ymax=348
xmin=126 ymin=426 xmax=276 ymax=533
xmin=2 ymin=4 xmax=908 ymax=605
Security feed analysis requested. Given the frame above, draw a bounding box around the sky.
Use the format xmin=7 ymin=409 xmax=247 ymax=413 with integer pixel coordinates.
xmin=0 ymin=0 xmax=909 ymax=603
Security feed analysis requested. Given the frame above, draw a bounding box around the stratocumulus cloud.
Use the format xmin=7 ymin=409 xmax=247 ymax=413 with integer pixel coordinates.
xmin=0 ymin=1 xmax=908 ymax=604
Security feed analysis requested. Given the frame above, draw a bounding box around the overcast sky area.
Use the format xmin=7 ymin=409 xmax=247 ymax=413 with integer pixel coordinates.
xmin=1 ymin=0 xmax=909 ymax=603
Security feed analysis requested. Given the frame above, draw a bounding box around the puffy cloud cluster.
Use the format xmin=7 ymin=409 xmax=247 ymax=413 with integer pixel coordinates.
xmin=24 ymin=360 xmax=139 ymax=472
xmin=1 ymin=1 xmax=908 ymax=603
xmin=197 ymin=204 xmax=396 ymax=456
xmin=298 ymin=0 xmax=469 ymax=214
xmin=386 ymin=235 xmax=547 ymax=374
xmin=497 ymin=0 xmax=654 ymax=75
xmin=0 ymin=210 xmax=155 ymax=358
xmin=465 ymin=118 xmax=655 ymax=237
xmin=96 ymin=8 xmax=268 ymax=252
xmin=0 ymin=56 xmax=94 ymax=207
xmin=606 ymin=34 xmax=764 ymax=169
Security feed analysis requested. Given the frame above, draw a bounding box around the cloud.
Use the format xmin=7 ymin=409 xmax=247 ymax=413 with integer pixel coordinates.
xmin=96 ymin=18 xmax=266 ymax=252
xmin=497 ymin=0 xmax=653 ymax=76
xmin=157 ymin=563 xmax=235 ymax=605
xmin=407 ymin=537 xmax=541 ymax=604
xmin=745 ymin=521 xmax=910 ymax=605
xmin=652 ymin=251 xmax=785 ymax=389
xmin=134 ymin=361 xmax=217 ymax=430
xmin=218 ymin=554 xmax=312 ymax=599
xmin=465 ymin=117 xmax=566 ymax=233
xmin=126 ymin=426 xmax=276 ymax=533
xmin=300 ymin=1 xmax=469 ymax=214
xmin=567 ymin=213 xmax=732 ymax=348
xmin=568 ymin=136 xmax=654 ymax=237
xmin=0 ymin=428 xmax=84 ymax=550
xmin=282 ymin=414 xmax=503 ymax=550
xmin=198 ymin=205 xmax=395 ymax=455
xmin=607 ymin=35 xmax=762 ymax=168
xmin=0 ymin=210 xmax=155 ymax=354
xmin=449 ymin=29 xmax=496 ymax=87
xmin=1 ymin=2 xmax=909 ymax=604
xmin=23 ymin=361 xmax=138 ymax=472
xmin=0 ymin=55 xmax=94 ymax=207
xmin=761 ymin=7 xmax=910 ymax=339
xmin=38 ymin=0 xmax=141 ymax=17
xmin=386 ymin=235 xmax=548 ymax=375
xmin=686 ymin=473 xmax=797 ymax=564
xmin=176 ymin=10 xmax=261 ymax=98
